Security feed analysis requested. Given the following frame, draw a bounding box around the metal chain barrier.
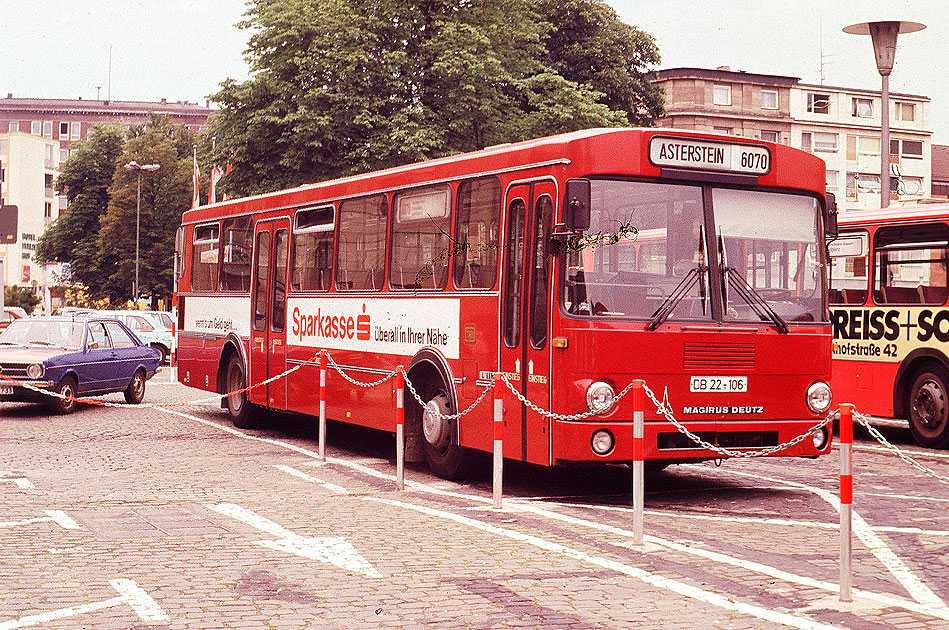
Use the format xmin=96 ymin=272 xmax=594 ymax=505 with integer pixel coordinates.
xmin=499 ymin=374 xmax=638 ymax=421
xmin=642 ymin=382 xmax=834 ymax=458
xmin=403 ymin=371 xmax=494 ymax=421
xmin=325 ymin=353 xmax=395 ymax=388
xmin=853 ymin=410 xmax=949 ymax=485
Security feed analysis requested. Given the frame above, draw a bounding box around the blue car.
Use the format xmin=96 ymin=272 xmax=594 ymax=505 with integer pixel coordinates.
xmin=0 ymin=317 xmax=161 ymax=414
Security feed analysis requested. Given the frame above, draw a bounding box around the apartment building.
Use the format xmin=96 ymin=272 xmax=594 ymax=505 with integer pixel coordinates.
xmin=651 ymin=67 xmax=933 ymax=211
xmin=0 ymin=132 xmax=60 ymax=304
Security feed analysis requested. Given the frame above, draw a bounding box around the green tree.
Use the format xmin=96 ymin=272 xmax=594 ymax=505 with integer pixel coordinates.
xmin=210 ymin=0 xmax=635 ymax=196
xmin=96 ymin=127 xmax=191 ymax=304
xmin=35 ymin=125 xmax=126 ymax=289
xmin=4 ymin=285 xmax=41 ymax=315
xmin=538 ymin=0 xmax=664 ymax=126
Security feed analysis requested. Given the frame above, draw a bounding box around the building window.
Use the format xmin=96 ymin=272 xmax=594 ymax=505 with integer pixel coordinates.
xmin=812 ymin=132 xmax=838 ymax=152
xmin=43 ymin=121 xmax=53 ymax=138
xmin=59 ymin=122 xmax=69 ymax=139
xmin=826 ymin=171 xmax=838 ymax=190
xmin=44 ymin=202 xmax=52 ymax=219
xmin=761 ymin=90 xmax=778 ymax=110
xmin=713 ymin=84 xmax=731 ymax=106
xmin=896 ymin=102 xmax=916 ymax=122
xmin=31 ymin=121 xmax=42 ymax=135
xmin=7 ymin=121 xmax=18 ymax=132
xmin=761 ymin=130 xmax=778 ymax=143
xmin=712 ymin=126 xmax=731 ymax=135
xmin=70 ymin=121 xmax=81 ymax=140
xmin=847 ymin=173 xmax=880 ymax=200
xmin=852 ymin=97 xmax=873 ymax=118
xmin=807 ymin=92 xmax=830 ymax=114
xmin=902 ymin=139 xmax=923 ymax=159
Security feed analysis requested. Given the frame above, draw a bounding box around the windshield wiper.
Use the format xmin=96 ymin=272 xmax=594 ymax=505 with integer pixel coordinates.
xmin=722 ymin=267 xmax=789 ymax=334
xmin=646 ymin=264 xmax=707 ymax=331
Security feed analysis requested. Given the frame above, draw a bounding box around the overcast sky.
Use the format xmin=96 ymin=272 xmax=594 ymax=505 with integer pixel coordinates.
xmin=1 ymin=0 xmax=948 ymax=141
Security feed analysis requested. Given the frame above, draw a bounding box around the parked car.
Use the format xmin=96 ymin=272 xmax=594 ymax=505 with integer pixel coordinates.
xmin=0 ymin=307 xmax=26 ymax=331
xmin=0 ymin=317 xmax=161 ymax=414
xmin=77 ymin=310 xmax=175 ymax=364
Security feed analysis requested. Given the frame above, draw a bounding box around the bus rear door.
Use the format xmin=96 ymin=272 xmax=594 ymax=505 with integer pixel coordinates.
xmin=500 ymin=181 xmax=556 ymax=465
xmin=250 ymin=218 xmax=291 ymax=410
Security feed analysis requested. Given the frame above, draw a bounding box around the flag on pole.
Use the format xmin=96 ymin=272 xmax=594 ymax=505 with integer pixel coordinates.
xmin=208 ymin=165 xmax=223 ymax=204
xmin=191 ymin=147 xmax=200 ymax=209
xmin=221 ymin=152 xmax=233 ymax=201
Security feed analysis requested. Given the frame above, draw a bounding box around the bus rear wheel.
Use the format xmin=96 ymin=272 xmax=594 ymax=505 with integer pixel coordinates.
xmin=908 ymin=366 xmax=949 ymax=449
xmin=225 ymin=354 xmax=258 ymax=429
xmin=417 ymin=377 xmax=469 ymax=480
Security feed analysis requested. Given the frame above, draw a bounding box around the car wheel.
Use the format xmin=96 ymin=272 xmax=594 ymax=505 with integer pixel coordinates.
xmin=50 ymin=375 xmax=78 ymax=415
xmin=225 ymin=354 xmax=258 ymax=429
xmin=908 ymin=366 xmax=949 ymax=449
xmin=124 ymin=368 xmax=146 ymax=404
xmin=151 ymin=344 xmax=168 ymax=364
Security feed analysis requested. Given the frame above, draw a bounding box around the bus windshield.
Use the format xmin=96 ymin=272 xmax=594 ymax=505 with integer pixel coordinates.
xmin=563 ymin=180 xmax=824 ymax=324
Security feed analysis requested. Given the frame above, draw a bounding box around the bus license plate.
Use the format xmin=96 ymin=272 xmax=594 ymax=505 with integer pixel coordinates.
xmin=0 ymin=384 xmax=13 ymax=396
xmin=690 ymin=376 xmax=747 ymax=393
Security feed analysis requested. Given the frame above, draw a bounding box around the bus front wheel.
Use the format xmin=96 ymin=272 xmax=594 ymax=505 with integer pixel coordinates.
xmin=908 ymin=366 xmax=949 ymax=449
xmin=417 ymin=378 xmax=469 ymax=480
xmin=225 ymin=354 xmax=258 ymax=429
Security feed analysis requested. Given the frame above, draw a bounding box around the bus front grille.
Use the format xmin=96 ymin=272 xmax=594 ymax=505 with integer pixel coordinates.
xmin=683 ymin=342 xmax=755 ymax=370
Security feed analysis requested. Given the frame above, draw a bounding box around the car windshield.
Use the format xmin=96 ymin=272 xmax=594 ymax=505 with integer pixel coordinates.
xmin=562 ymin=180 xmax=824 ymax=325
xmin=0 ymin=319 xmax=85 ymax=349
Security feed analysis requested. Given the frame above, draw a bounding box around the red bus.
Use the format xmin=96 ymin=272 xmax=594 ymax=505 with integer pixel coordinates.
xmin=829 ymin=201 xmax=949 ymax=448
xmin=175 ymin=128 xmax=836 ymax=478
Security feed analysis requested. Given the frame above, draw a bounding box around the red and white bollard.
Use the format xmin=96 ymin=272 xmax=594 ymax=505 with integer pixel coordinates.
xmin=318 ymin=350 xmax=327 ymax=462
xmin=632 ymin=379 xmax=645 ymax=546
xmin=396 ymin=365 xmax=405 ymax=491
xmin=493 ymin=372 xmax=504 ymax=509
xmin=839 ymin=403 xmax=854 ymax=602
xmin=170 ymin=292 xmax=177 ymax=369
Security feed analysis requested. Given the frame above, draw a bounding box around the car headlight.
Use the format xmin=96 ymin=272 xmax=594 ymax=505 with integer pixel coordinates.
xmin=586 ymin=381 xmax=616 ymax=415
xmin=26 ymin=363 xmax=45 ymax=380
xmin=806 ymin=382 xmax=832 ymax=414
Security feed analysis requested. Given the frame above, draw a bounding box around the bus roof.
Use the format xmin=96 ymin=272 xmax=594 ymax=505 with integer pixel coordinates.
xmin=182 ymin=127 xmax=827 ymax=224
xmin=837 ymin=201 xmax=949 ymax=227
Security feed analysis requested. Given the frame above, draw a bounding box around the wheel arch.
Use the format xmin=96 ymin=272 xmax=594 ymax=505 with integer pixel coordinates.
xmin=893 ymin=348 xmax=949 ymax=417
xmin=403 ymin=348 xmax=459 ymax=456
xmin=216 ymin=333 xmax=249 ymax=404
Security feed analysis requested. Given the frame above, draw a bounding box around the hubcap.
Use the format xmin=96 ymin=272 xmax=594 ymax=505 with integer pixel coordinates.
xmin=422 ymin=394 xmax=450 ymax=447
xmin=913 ymin=380 xmax=947 ymax=435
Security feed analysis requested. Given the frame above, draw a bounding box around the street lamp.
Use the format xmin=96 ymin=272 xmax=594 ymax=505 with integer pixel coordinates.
xmin=844 ymin=19 xmax=925 ymax=208
xmin=123 ymin=161 xmax=161 ymax=303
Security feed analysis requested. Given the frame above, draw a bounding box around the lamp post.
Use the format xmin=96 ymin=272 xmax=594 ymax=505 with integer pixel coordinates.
xmin=123 ymin=161 xmax=161 ymax=303
xmin=844 ymin=19 xmax=925 ymax=208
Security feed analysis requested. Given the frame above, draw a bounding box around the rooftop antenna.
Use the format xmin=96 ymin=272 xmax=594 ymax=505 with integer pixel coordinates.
xmin=96 ymin=86 xmax=101 ymax=100
xmin=108 ymin=45 xmax=112 ymax=102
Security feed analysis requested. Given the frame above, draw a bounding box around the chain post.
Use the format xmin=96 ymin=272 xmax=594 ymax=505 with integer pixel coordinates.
xmin=319 ymin=350 xmax=327 ymax=461
xmin=839 ymin=403 xmax=854 ymax=602
xmin=396 ymin=365 xmax=405 ymax=491
xmin=632 ymin=379 xmax=645 ymax=546
xmin=493 ymin=372 xmax=503 ymax=509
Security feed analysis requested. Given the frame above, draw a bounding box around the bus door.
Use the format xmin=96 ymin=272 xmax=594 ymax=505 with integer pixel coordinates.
xmin=250 ymin=219 xmax=291 ymax=410
xmin=500 ymin=181 xmax=556 ymax=464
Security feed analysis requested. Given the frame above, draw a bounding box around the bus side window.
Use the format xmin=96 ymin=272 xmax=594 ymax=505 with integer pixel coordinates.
xmin=337 ymin=195 xmax=387 ymax=291
xmin=453 ymin=176 xmax=501 ymax=289
xmin=292 ymin=205 xmax=335 ymax=292
xmin=874 ymin=223 xmax=949 ymax=306
xmin=390 ymin=184 xmax=452 ymax=290
xmin=828 ymin=231 xmax=869 ymax=305
xmin=221 ymin=216 xmax=253 ymax=292
xmin=191 ymin=224 xmax=220 ymax=292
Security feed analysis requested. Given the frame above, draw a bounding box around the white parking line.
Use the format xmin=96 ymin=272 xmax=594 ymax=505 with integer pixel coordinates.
xmin=0 ymin=579 xmax=168 ymax=629
xmin=0 ymin=510 xmax=79 ymax=530
xmin=0 ymin=478 xmax=35 ymax=490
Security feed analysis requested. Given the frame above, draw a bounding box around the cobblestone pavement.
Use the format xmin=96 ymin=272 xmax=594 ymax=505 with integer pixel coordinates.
xmin=1 ymin=377 xmax=947 ymax=629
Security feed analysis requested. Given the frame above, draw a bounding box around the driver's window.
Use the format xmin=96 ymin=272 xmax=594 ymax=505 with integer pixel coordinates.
xmin=86 ymin=322 xmax=109 ymax=350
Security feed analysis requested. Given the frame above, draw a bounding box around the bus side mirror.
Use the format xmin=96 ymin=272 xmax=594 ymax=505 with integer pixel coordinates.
xmin=564 ymin=179 xmax=591 ymax=231
xmin=824 ymin=192 xmax=838 ymax=239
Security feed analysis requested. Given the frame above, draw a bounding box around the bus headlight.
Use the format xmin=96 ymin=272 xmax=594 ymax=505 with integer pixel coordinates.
xmin=26 ymin=363 xmax=44 ymax=380
xmin=586 ymin=381 xmax=616 ymax=415
xmin=591 ymin=429 xmax=615 ymax=455
xmin=806 ymin=382 xmax=832 ymax=414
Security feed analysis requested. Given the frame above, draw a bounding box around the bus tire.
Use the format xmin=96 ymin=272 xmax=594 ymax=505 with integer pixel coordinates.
xmin=225 ymin=354 xmax=258 ymax=429
xmin=907 ymin=365 xmax=949 ymax=449
xmin=417 ymin=377 xmax=469 ymax=480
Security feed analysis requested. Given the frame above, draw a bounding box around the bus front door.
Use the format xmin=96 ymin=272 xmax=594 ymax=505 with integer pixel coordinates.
xmin=500 ymin=181 xmax=555 ymax=465
xmin=249 ymin=219 xmax=291 ymax=410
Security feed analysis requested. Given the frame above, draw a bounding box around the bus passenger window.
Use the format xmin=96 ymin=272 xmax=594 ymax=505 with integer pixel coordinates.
xmin=828 ymin=231 xmax=868 ymax=305
xmin=292 ymin=205 xmax=335 ymax=291
xmin=453 ymin=176 xmax=501 ymax=289
xmin=390 ymin=185 xmax=451 ymax=290
xmin=874 ymin=223 xmax=949 ymax=305
xmin=220 ymin=216 xmax=253 ymax=292
xmin=336 ymin=195 xmax=387 ymax=291
xmin=191 ymin=224 xmax=220 ymax=292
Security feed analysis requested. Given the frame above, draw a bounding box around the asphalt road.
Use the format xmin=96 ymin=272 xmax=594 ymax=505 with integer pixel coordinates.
xmin=1 ymin=374 xmax=947 ymax=629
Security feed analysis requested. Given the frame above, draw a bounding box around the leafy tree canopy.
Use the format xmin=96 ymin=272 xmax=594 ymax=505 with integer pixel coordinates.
xmin=210 ymin=0 xmax=661 ymax=196
xmin=4 ymin=285 xmax=41 ymax=315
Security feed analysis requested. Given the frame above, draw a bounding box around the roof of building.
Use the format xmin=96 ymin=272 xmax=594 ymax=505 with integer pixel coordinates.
xmin=0 ymin=95 xmax=215 ymax=117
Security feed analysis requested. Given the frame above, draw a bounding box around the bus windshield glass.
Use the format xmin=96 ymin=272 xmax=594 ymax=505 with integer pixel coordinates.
xmin=563 ymin=181 xmax=824 ymax=324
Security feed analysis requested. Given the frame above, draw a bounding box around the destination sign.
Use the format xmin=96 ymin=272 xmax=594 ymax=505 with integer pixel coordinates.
xmin=649 ymin=136 xmax=771 ymax=175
